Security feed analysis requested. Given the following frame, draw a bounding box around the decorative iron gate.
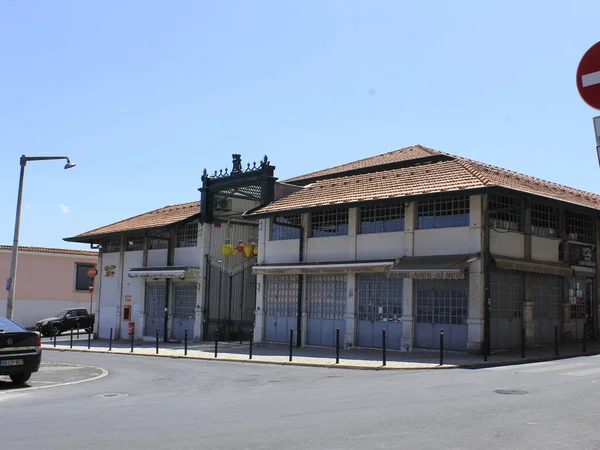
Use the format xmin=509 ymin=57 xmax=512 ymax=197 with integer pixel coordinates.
xmin=145 ymin=282 xmax=166 ymax=337
xmin=203 ymin=256 xmax=257 ymax=342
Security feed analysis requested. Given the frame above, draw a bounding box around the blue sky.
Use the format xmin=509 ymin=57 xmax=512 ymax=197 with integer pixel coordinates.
xmin=2 ymin=1 xmax=600 ymax=250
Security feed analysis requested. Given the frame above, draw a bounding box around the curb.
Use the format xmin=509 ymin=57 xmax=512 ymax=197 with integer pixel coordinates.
xmin=455 ymin=350 xmax=600 ymax=369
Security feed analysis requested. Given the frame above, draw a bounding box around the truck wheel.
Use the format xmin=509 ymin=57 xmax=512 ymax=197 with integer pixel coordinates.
xmin=10 ymin=372 xmax=31 ymax=385
xmin=51 ymin=324 xmax=62 ymax=336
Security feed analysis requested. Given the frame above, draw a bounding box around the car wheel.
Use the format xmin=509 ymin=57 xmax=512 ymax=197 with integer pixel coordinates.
xmin=51 ymin=324 xmax=62 ymax=336
xmin=9 ymin=372 xmax=31 ymax=385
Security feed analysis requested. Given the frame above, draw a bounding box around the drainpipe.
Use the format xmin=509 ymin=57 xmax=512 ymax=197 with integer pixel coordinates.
xmin=273 ymin=218 xmax=304 ymax=347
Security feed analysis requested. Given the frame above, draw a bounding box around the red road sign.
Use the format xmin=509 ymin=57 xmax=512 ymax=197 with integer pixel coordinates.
xmin=88 ymin=282 xmax=94 ymax=293
xmin=87 ymin=266 xmax=98 ymax=278
xmin=577 ymin=41 xmax=600 ymax=109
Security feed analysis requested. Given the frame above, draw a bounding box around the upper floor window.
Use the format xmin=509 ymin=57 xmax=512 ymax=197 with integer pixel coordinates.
xmin=125 ymin=234 xmax=144 ymax=251
xmin=531 ymin=203 xmax=559 ymax=237
xmin=489 ymin=195 xmax=522 ymax=231
xmin=75 ymin=263 xmax=95 ymax=291
xmin=177 ymin=221 xmax=198 ymax=247
xmin=270 ymin=214 xmax=302 ymax=241
xmin=102 ymin=238 xmax=121 ymax=253
xmin=360 ymin=203 xmax=405 ymax=234
xmin=417 ymin=197 xmax=469 ymax=229
xmin=149 ymin=229 xmax=170 ymax=250
xmin=566 ymin=210 xmax=593 ymax=244
xmin=311 ymin=209 xmax=349 ymax=237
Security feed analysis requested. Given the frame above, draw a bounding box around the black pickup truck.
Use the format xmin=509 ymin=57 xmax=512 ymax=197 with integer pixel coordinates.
xmin=35 ymin=308 xmax=95 ymax=337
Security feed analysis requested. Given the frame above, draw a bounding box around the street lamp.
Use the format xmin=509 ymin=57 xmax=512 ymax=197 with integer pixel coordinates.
xmin=5 ymin=155 xmax=76 ymax=320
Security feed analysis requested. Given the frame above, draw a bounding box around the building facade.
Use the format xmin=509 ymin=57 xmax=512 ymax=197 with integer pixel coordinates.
xmin=0 ymin=246 xmax=98 ymax=327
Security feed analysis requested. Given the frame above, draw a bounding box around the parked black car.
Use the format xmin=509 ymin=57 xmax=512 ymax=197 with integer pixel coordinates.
xmin=0 ymin=317 xmax=42 ymax=385
xmin=35 ymin=308 xmax=95 ymax=337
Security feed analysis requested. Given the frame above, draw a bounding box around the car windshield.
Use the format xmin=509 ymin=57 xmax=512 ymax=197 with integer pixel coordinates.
xmin=56 ymin=309 xmax=70 ymax=318
xmin=0 ymin=317 xmax=26 ymax=333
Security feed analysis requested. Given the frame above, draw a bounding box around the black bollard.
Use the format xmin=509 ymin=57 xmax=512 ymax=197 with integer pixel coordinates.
xmin=521 ymin=327 xmax=526 ymax=358
xmin=87 ymin=328 xmax=91 ymax=349
xmin=70 ymin=328 xmax=73 ymax=349
xmin=382 ymin=329 xmax=387 ymax=367
xmin=583 ymin=324 xmax=587 ymax=353
xmin=335 ymin=328 xmax=340 ymax=364
xmin=289 ymin=329 xmax=294 ymax=362
xmin=249 ymin=328 xmax=254 ymax=360
xmin=156 ymin=328 xmax=159 ymax=354
xmin=214 ymin=329 xmax=219 ymax=358
xmin=554 ymin=325 xmax=559 ymax=356
xmin=76 ymin=319 xmax=80 ymax=340
xmin=184 ymin=328 xmax=188 ymax=356
xmin=130 ymin=326 xmax=135 ymax=353
xmin=440 ymin=329 xmax=444 ymax=366
xmin=109 ymin=327 xmax=113 ymax=351
xmin=53 ymin=332 xmax=56 ymax=348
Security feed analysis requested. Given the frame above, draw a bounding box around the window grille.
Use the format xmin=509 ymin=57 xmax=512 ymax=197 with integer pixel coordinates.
xmin=125 ymin=234 xmax=144 ymax=251
xmin=310 ymin=209 xmax=349 ymax=237
xmin=532 ymin=274 xmax=562 ymax=319
xmin=531 ymin=203 xmax=559 ymax=237
xmin=569 ymin=278 xmax=587 ymax=320
xmin=489 ymin=195 xmax=522 ymax=231
xmin=173 ymin=283 xmax=197 ymax=317
xmin=415 ymin=280 xmax=469 ymax=325
xmin=270 ymin=215 xmax=302 ymax=241
xmin=75 ymin=263 xmax=95 ymax=291
xmin=566 ymin=210 xmax=593 ymax=244
xmin=356 ymin=273 xmax=403 ymax=321
xmin=490 ymin=270 xmax=522 ymax=319
xmin=306 ymin=275 xmax=347 ymax=319
xmin=360 ymin=203 xmax=405 ymax=234
xmin=264 ymin=275 xmax=298 ymax=317
xmin=102 ymin=238 xmax=121 ymax=253
xmin=149 ymin=229 xmax=170 ymax=250
xmin=417 ymin=196 xmax=469 ymax=229
xmin=177 ymin=221 xmax=198 ymax=247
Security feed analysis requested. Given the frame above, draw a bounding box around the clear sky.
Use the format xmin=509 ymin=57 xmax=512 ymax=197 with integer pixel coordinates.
xmin=2 ymin=1 xmax=600 ymax=250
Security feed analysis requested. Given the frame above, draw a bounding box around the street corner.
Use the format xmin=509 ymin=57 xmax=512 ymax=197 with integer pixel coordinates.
xmin=0 ymin=360 xmax=108 ymax=393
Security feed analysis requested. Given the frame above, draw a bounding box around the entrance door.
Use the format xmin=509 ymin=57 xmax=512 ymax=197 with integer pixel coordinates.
xmin=264 ymin=275 xmax=298 ymax=343
xmin=415 ymin=279 xmax=469 ymax=351
xmin=356 ymin=274 xmax=403 ymax=350
xmin=145 ymin=282 xmax=166 ymax=338
xmin=569 ymin=276 xmax=594 ymax=340
xmin=306 ymin=274 xmax=347 ymax=347
xmin=532 ymin=273 xmax=562 ymax=345
xmin=490 ymin=270 xmax=523 ymax=350
xmin=172 ymin=283 xmax=197 ymax=341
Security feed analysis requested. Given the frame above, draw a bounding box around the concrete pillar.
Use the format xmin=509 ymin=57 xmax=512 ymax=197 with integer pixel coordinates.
xmin=253 ymin=274 xmax=265 ymax=344
xmin=467 ymin=259 xmax=484 ymax=353
xmin=345 ymin=273 xmax=356 ymax=347
xmin=401 ymin=278 xmax=414 ymax=351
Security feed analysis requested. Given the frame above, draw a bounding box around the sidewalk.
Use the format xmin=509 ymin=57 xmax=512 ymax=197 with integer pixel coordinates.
xmin=41 ymin=333 xmax=600 ymax=370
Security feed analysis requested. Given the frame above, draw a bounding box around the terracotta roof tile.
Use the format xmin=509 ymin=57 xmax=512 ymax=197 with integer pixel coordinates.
xmin=68 ymin=201 xmax=200 ymax=240
xmin=283 ymin=144 xmax=440 ymax=183
xmin=0 ymin=245 xmax=98 ymax=257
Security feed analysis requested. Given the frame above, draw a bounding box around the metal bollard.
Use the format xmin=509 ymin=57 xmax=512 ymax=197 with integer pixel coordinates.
xmin=130 ymin=326 xmax=135 ymax=353
xmin=440 ymin=329 xmax=444 ymax=366
xmin=382 ymin=329 xmax=387 ymax=367
xmin=76 ymin=319 xmax=80 ymax=340
xmin=249 ymin=328 xmax=254 ymax=360
xmin=87 ymin=328 xmax=91 ymax=349
xmin=521 ymin=327 xmax=526 ymax=358
xmin=184 ymin=328 xmax=188 ymax=356
xmin=53 ymin=332 xmax=57 ymax=348
xmin=554 ymin=325 xmax=559 ymax=356
xmin=289 ymin=329 xmax=294 ymax=362
xmin=109 ymin=327 xmax=113 ymax=351
xmin=335 ymin=328 xmax=340 ymax=364
xmin=214 ymin=329 xmax=219 ymax=358
xmin=70 ymin=328 xmax=73 ymax=349
xmin=156 ymin=328 xmax=159 ymax=354
xmin=583 ymin=324 xmax=587 ymax=353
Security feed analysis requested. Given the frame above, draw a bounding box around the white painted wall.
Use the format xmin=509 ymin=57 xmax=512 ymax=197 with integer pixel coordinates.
xmin=0 ymin=299 xmax=94 ymax=329
xmin=97 ymin=252 xmax=121 ymax=339
xmin=490 ymin=230 xmax=524 ymax=258
xmin=121 ymin=251 xmax=144 ymax=339
xmin=356 ymin=232 xmax=405 ymax=260
xmin=174 ymin=247 xmax=199 ymax=267
xmin=305 ymin=235 xmax=356 ymax=261
xmin=148 ymin=249 xmax=167 ymax=267
xmin=265 ymin=239 xmax=301 ymax=263
xmin=413 ymin=227 xmax=472 ymax=256
xmin=532 ymin=236 xmax=560 ymax=262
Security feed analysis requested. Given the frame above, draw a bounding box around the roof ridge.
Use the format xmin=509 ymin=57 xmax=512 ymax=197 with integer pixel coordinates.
xmin=75 ymin=200 xmax=199 ymax=237
xmin=454 ymin=158 xmax=491 ymax=186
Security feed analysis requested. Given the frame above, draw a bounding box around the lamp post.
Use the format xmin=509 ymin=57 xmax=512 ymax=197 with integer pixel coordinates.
xmin=5 ymin=155 xmax=76 ymax=319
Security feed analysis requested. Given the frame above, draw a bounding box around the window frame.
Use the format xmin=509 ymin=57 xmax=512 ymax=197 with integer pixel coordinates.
xmin=310 ymin=208 xmax=349 ymax=237
xmin=74 ymin=263 xmax=96 ymax=291
xmin=359 ymin=202 xmax=405 ymax=234
xmin=417 ymin=196 xmax=470 ymax=230
xmin=270 ymin=214 xmax=302 ymax=241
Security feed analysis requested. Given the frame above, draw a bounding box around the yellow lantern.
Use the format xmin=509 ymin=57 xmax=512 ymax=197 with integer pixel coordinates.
xmin=244 ymin=237 xmax=257 ymax=257
xmin=221 ymin=238 xmax=234 ymax=256
xmin=253 ymin=241 xmax=258 ymax=256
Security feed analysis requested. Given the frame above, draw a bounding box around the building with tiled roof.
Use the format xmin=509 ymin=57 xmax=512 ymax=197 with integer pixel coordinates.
xmin=246 ymin=145 xmax=600 ymax=355
xmin=0 ymin=245 xmax=98 ymax=328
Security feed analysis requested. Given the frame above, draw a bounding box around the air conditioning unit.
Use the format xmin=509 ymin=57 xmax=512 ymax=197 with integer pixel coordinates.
xmin=214 ymin=198 xmax=232 ymax=211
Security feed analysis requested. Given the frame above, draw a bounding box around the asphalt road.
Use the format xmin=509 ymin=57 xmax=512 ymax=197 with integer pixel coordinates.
xmin=2 ymin=351 xmax=600 ymax=449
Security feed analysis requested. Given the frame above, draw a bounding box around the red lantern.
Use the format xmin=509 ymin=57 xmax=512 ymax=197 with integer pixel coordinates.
xmin=235 ymin=240 xmax=244 ymax=253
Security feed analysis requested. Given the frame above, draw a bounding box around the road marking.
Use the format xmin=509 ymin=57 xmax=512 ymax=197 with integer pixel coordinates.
xmin=0 ymin=365 xmax=108 ymax=395
xmin=561 ymin=367 xmax=600 ymax=377
xmin=582 ymin=70 xmax=600 ymax=87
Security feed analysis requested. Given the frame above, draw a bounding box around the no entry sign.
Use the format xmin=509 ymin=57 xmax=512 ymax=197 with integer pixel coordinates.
xmin=577 ymin=41 xmax=600 ymax=109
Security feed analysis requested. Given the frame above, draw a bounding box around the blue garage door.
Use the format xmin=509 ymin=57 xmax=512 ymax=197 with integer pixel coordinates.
xmin=264 ymin=275 xmax=298 ymax=343
xmin=356 ymin=273 xmax=403 ymax=350
xmin=306 ymin=274 xmax=347 ymax=347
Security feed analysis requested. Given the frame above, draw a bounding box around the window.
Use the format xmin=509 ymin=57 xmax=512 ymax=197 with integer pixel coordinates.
xmin=264 ymin=275 xmax=299 ymax=317
xmin=531 ymin=203 xmax=559 ymax=237
xmin=271 ymin=215 xmax=302 ymax=241
xmin=75 ymin=263 xmax=95 ymax=291
xmin=149 ymin=229 xmax=170 ymax=250
xmin=102 ymin=238 xmax=121 ymax=253
xmin=310 ymin=209 xmax=349 ymax=237
xmin=415 ymin=279 xmax=469 ymax=325
xmin=489 ymin=195 xmax=522 ymax=231
xmin=177 ymin=221 xmax=198 ymax=247
xmin=125 ymin=235 xmax=144 ymax=251
xmin=357 ymin=273 xmax=403 ymax=321
xmin=306 ymin=275 xmax=347 ymax=319
xmin=360 ymin=203 xmax=405 ymax=234
xmin=417 ymin=196 xmax=469 ymax=229
xmin=566 ymin=210 xmax=593 ymax=244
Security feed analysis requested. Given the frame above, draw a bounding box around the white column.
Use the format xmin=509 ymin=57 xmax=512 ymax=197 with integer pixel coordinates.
xmin=401 ymin=278 xmax=414 ymax=351
xmin=466 ymin=259 xmax=484 ymax=352
xmin=345 ymin=273 xmax=356 ymax=347
xmin=253 ymin=274 xmax=265 ymax=345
